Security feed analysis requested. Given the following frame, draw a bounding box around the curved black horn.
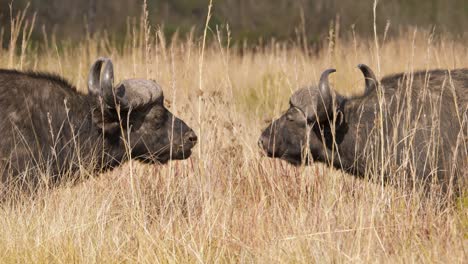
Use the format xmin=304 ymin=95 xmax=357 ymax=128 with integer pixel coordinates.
xmin=101 ymin=59 xmax=115 ymax=104
xmin=87 ymin=58 xmax=108 ymax=96
xmin=357 ymin=64 xmax=377 ymax=96
xmin=317 ymin=68 xmax=336 ymax=115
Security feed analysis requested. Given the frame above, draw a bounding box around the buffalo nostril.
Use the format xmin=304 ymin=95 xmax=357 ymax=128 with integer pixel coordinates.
xmin=258 ymin=138 xmax=264 ymax=149
xmin=185 ymin=131 xmax=198 ymax=144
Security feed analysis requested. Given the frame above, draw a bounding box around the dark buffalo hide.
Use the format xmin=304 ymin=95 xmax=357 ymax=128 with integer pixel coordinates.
xmin=0 ymin=58 xmax=197 ymax=186
xmin=259 ymin=65 xmax=467 ymax=193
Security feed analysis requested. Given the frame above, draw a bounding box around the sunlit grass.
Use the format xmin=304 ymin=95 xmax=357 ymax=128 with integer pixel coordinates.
xmin=0 ymin=5 xmax=466 ymax=263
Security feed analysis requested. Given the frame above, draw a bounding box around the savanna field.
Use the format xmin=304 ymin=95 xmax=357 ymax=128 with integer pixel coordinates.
xmin=0 ymin=7 xmax=467 ymax=263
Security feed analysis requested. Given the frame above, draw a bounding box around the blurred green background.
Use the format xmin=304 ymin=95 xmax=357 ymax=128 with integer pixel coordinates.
xmin=1 ymin=0 xmax=467 ymax=46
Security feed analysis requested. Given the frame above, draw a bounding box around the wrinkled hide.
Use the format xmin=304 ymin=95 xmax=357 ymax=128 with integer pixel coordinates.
xmin=0 ymin=58 xmax=197 ymax=186
xmin=260 ymin=66 xmax=467 ymax=191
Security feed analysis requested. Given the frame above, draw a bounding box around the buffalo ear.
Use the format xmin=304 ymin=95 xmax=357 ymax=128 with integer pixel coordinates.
xmin=91 ymin=107 xmax=121 ymax=135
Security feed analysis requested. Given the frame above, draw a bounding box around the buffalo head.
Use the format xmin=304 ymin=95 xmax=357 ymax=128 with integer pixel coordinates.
xmin=88 ymin=58 xmax=197 ymax=164
xmin=258 ymin=65 xmax=377 ymax=165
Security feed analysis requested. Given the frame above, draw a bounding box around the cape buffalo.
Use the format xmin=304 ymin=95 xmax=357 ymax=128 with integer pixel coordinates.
xmin=259 ymin=65 xmax=467 ymax=192
xmin=0 ymin=57 xmax=197 ymax=185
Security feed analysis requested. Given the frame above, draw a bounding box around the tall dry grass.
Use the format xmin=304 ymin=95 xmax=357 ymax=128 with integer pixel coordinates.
xmin=0 ymin=4 xmax=466 ymax=263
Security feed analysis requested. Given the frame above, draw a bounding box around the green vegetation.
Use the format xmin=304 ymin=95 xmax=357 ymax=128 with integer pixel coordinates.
xmin=1 ymin=0 xmax=468 ymax=46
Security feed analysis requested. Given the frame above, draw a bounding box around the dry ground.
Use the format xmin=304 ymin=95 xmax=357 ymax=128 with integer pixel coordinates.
xmin=0 ymin=14 xmax=466 ymax=263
